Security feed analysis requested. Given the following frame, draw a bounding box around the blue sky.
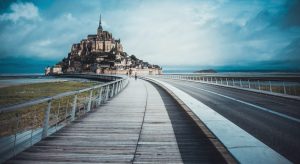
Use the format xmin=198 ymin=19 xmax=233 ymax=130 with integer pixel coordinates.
xmin=0 ymin=0 xmax=300 ymax=73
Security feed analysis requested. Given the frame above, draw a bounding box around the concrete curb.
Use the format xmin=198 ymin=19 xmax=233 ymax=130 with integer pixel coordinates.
xmin=142 ymin=77 xmax=237 ymax=164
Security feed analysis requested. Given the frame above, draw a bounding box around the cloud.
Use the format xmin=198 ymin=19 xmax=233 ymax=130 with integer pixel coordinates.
xmin=106 ymin=0 xmax=300 ymax=69
xmin=0 ymin=2 xmax=40 ymax=22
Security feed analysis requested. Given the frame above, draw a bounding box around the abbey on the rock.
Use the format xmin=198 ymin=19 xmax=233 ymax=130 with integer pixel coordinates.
xmin=46 ymin=15 xmax=161 ymax=75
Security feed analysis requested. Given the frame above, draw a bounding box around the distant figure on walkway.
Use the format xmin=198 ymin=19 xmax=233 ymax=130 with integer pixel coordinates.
xmin=135 ymin=72 xmax=137 ymax=80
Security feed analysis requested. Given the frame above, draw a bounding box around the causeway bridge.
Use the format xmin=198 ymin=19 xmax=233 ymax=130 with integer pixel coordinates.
xmin=1 ymin=74 xmax=299 ymax=163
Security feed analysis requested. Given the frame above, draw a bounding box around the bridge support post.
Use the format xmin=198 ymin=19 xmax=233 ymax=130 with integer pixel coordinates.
xmin=87 ymin=90 xmax=93 ymax=112
xmin=71 ymin=94 xmax=77 ymax=121
xmin=42 ymin=100 xmax=51 ymax=139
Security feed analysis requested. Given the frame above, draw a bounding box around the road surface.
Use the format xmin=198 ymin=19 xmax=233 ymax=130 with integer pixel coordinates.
xmin=158 ymin=78 xmax=300 ymax=163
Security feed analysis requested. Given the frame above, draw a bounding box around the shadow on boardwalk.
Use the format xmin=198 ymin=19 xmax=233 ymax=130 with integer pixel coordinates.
xmin=150 ymin=84 xmax=226 ymax=163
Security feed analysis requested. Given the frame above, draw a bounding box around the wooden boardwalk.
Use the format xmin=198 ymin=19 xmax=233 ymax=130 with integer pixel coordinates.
xmin=7 ymin=79 xmax=227 ymax=163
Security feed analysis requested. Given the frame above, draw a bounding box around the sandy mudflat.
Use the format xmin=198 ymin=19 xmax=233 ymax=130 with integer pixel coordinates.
xmin=0 ymin=79 xmax=68 ymax=88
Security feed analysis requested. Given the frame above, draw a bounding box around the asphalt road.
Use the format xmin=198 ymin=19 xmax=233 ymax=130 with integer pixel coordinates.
xmin=158 ymin=78 xmax=300 ymax=163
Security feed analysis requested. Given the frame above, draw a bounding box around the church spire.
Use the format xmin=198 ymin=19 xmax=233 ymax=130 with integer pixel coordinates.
xmin=98 ymin=14 xmax=103 ymax=32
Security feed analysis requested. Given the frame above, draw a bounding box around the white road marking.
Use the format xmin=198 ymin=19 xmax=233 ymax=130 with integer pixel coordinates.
xmin=176 ymin=82 xmax=300 ymax=124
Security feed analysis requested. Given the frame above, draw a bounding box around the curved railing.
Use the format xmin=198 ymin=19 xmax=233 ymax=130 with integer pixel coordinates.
xmin=0 ymin=74 xmax=129 ymax=163
xmin=151 ymin=74 xmax=300 ymax=99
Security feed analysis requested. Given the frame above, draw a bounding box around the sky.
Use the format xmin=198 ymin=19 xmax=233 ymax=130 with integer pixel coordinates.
xmin=0 ymin=0 xmax=300 ymax=73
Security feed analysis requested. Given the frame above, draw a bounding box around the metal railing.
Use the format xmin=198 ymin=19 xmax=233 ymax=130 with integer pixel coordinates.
xmin=0 ymin=74 xmax=129 ymax=163
xmin=151 ymin=74 xmax=300 ymax=97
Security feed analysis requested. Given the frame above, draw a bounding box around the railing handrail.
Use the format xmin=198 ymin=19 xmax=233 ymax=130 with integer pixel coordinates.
xmin=156 ymin=74 xmax=300 ymax=82
xmin=0 ymin=74 xmax=126 ymax=113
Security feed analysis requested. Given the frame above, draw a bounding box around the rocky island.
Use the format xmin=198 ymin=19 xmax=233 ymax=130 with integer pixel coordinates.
xmin=46 ymin=15 xmax=162 ymax=75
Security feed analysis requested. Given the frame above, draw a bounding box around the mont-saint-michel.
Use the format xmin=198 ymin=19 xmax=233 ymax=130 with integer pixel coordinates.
xmin=45 ymin=15 xmax=162 ymax=75
xmin=1 ymin=1 xmax=300 ymax=163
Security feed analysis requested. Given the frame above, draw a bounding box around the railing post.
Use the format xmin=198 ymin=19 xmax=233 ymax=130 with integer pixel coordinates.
xmin=118 ymin=81 xmax=122 ymax=92
xmin=221 ymin=78 xmax=223 ymax=85
xmin=240 ymin=79 xmax=242 ymax=87
xmin=110 ymin=83 xmax=115 ymax=97
xmin=87 ymin=90 xmax=93 ymax=112
xmin=114 ymin=82 xmax=118 ymax=95
xmin=248 ymin=79 xmax=251 ymax=88
xmin=269 ymin=81 xmax=272 ymax=92
xmin=115 ymin=82 xmax=119 ymax=94
xmin=232 ymin=79 xmax=234 ymax=86
xmin=31 ymin=109 xmax=37 ymax=146
xmin=98 ymin=87 xmax=102 ymax=105
xmin=71 ymin=94 xmax=77 ymax=121
xmin=115 ymin=82 xmax=119 ymax=95
xmin=13 ymin=113 xmax=20 ymax=156
xmin=42 ymin=100 xmax=51 ymax=139
xmin=258 ymin=80 xmax=261 ymax=90
xmin=105 ymin=85 xmax=110 ymax=101
xmin=55 ymin=101 xmax=60 ymax=132
xmin=119 ymin=81 xmax=121 ymax=90
xmin=283 ymin=82 xmax=286 ymax=94
xmin=226 ymin=78 xmax=228 ymax=86
xmin=120 ymin=81 xmax=124 ymax=91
